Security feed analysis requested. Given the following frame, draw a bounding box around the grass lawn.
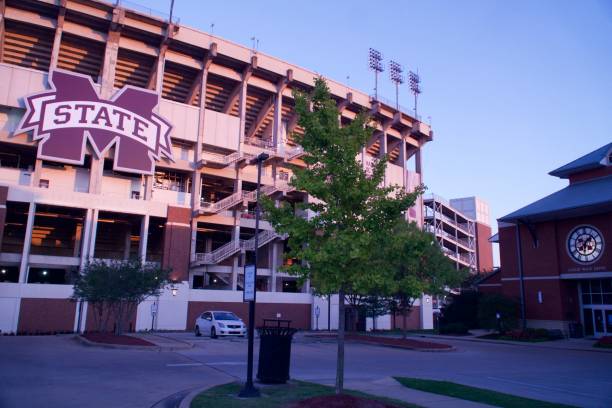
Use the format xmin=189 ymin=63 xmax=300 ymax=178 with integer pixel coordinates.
xmin=190 ymin=381 xmax=421 ymax=408
xmin=394 ymin=377 xmax=576 ymax=408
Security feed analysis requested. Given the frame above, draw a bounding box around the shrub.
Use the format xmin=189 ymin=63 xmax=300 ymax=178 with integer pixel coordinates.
xmin=440 ymin=291 xmax=481 ymax=329
xmin=439 ymin=322 xmax=469 ymax=335
xmin=477 ymin=294 xmax=519 ymax=331
xmin=595 ymin=336 xmax=612 ymax=349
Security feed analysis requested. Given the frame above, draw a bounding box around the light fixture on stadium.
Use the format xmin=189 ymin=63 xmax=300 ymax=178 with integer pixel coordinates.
xmin=389 ymin=60 xmax=404 ymax=109
xmin=408 ymin=70 xmax=422 ymax=118
xmin=368 ymin=48 xmax=384 ymax=100
xmin=408 ymin=71 xmax=421 ymax=95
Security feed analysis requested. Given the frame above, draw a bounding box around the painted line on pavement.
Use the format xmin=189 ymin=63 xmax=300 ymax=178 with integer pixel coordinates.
xmin=166 ymin=363 xmax=204 ymax=367
xmin=205 ymin=362 xmax=247 ymax=366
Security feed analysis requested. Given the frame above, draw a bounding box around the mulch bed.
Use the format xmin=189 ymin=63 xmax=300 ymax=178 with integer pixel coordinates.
xmin=346 ymin=334 xmax=452 ymax=350
xmin=287 ymin=394 xmax=401 ymax=408
xmin=305 ymin=333 xmax=451 ymax=350
xmin=82 ymin=333 xmax=155 ymax=347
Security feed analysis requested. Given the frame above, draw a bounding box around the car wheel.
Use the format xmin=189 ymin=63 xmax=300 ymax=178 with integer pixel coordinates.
xmin=195 ymin=325 xmax=201 ymax=337
xmin=210 ymin=326 xmax=217 ymax=339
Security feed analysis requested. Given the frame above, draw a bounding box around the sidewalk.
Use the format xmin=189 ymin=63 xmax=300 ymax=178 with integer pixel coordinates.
xmin=339 ymin=377 xmax=494 ymax=408
xmin=409 ymin=332 xmax=611 ymax=353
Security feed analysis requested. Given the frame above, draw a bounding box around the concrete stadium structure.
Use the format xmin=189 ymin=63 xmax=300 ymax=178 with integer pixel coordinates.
xmin=0 ymin=0 xmax=433 ymax=334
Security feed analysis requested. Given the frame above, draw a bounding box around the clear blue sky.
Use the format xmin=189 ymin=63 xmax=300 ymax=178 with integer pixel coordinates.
xmin=143 ymin=0 xmax=611 ymax=265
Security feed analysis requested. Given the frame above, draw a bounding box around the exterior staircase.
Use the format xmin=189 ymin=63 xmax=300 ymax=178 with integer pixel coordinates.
xmin=198 ymin=151 xmax=252 ymax=169
xmin=193 ymin=230 xmax=285 ymax=265
xmin=243 ymin=185 xmax=276 ymax=202
xmin=194 ymin=239 xmax=241 ymax=264
xmin=284 ymin=146 xmax=304 ymax=160
xmin=200 ymin=191 xmax=244 ymax=214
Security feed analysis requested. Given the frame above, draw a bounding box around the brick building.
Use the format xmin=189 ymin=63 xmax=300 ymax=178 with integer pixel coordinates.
xmin=478 ymin=143 xmax=612 ymax=337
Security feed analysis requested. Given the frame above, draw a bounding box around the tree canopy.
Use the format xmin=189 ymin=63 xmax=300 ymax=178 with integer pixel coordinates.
xmin=263 ymin=77 xmax=422 ymax=394
xmin=73 ymin=259 xmax=170 ymax=335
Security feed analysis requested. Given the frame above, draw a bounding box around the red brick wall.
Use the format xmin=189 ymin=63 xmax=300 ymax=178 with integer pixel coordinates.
xmin=475 ymin=222 xmax=494 ymax=272
xmin=84 ymin=302 xmax=137 ymax=333
xmin=163 ymin=206 xmax=192 ymax=282
xmin=18 ymin=298 xmax=76 ymax=334
xmin=187 ymin=301 xmax=311 ymax=330
xmin=497 ymin=212 xmax=610 ymax=323
xmin=391 ymin=307 xmax=421 ymax=330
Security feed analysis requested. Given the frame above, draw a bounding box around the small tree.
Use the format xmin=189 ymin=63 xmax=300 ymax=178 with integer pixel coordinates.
xmin=73 ymin=259 xmax=170 ymax=335
xmin=384 ymin=222 xmax=466 ymax=338
xmin=263 ymin=78 xmax=422 ymax=394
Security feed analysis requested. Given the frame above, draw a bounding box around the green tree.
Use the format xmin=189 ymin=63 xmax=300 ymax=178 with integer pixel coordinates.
xmin=384 ymin=222 xmax=466 ymax=339
xmin=263 ymin=77 xmax=422 ymax=394
xmin=72 ymin=259 xmax=170 ymax=335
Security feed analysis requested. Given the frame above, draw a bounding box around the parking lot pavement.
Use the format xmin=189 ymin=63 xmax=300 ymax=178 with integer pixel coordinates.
xmin=0 ymin=335 xmax=233 ymax=408
xmin=1 ymin=333 xmax=611 ymax=408
xmin=167 ymin=331 xmax=612 ymax=408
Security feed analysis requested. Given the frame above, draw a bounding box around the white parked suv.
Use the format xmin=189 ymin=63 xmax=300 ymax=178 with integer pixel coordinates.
xmin=194 ymin=311 xmax=247 ymax=338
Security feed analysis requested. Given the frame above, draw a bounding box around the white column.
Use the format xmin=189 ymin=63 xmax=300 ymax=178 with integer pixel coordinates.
xmin=18 ymin=202 xmax=36 ymax=284
xmin=88 ymin=209 xmax=99 ymax=260
xmin=78 ymin=208 xmax=93 ymax=265
xmin=139 ymin=214 xmax=149 ymax=263
xmin=420 ymin=294 xmax=433 ymax=329
xmin=271 ymin=242 xmax=279 ymax=292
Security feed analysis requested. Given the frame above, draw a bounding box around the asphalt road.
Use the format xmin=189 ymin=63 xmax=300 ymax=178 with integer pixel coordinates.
xmin=1 ymin=333 xmax=611 ymax=408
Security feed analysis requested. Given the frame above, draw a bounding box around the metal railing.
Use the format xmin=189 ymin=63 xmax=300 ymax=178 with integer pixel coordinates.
xmin=243 ymin=185 xmax=276 ymax=201
xmin=284 ymin=146 xmax=304 ymax=160
xmin=200 ymin=191 xmax=244 ymax=213
xmin=194 ymin=230 xmax=284 ymax=264
xmin=200 ymin=151 xmax=252 ymax=167
xmin=195 ymin=240 xmax=241 ymax=264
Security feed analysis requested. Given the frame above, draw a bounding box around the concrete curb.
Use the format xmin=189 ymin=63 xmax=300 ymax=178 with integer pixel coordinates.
xmin=73 ymin=334 xmax=193 ymax=352
xmin=410 ymin=334 xmax=612 ymax=353
xmin=178 ymin=384 xmax=217 ymax=408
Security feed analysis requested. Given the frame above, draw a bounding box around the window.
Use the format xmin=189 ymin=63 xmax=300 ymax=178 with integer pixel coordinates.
xmin=581 ymin=279 xmax=612 ymax=305
xmin=154 ymin=170 xmax=191 ymax=192
xmin=0 ymin=265 xmax=19 ymax=283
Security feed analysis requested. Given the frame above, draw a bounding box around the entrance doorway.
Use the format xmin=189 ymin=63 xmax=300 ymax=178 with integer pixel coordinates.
xmin=580 ymin=279 xmax=612 ymax=338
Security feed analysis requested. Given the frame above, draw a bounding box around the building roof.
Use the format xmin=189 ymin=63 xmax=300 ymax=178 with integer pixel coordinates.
xmin=498 ymin=175 xmax=612 ymax=223
xmin=549 ymin=142 xmax=612 ymax=178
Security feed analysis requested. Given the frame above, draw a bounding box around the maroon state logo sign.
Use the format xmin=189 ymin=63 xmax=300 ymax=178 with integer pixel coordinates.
xmin=16 ymin=69 xmax=173 ymax=175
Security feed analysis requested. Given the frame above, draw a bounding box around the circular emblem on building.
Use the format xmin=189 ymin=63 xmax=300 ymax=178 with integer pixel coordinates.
xmin=567 ymin=225 xmax=604 ymax=264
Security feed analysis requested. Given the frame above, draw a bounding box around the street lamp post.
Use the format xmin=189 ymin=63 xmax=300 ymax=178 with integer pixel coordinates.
xmin=239 ymin=152 xmax=269 ymax=398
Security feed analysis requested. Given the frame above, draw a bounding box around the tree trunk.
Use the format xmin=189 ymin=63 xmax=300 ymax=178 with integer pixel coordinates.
xmin=335 ymin=287 xmax=345 ymax=395
xmin=115 ymin=301 xmax=123 ymax=336
xmin=402 ymin=308 xmax=407 ymax=339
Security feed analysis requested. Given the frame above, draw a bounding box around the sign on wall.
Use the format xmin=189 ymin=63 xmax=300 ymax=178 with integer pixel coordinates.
xmin=16 ymin=69 xmax=173 ymax=175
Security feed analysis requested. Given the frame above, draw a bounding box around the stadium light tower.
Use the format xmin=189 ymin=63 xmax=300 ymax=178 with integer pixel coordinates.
xmin=389 ymin=60 xmax=404 ymax=110
xmin=368 ymin=48 xmax=384 ymax=100
xmin=408 ymin=70 xmax=422 ymax=118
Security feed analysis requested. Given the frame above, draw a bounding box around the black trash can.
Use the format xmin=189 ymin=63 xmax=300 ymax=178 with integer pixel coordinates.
xmin=256 ymin=319 xmax=297 ymax=384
